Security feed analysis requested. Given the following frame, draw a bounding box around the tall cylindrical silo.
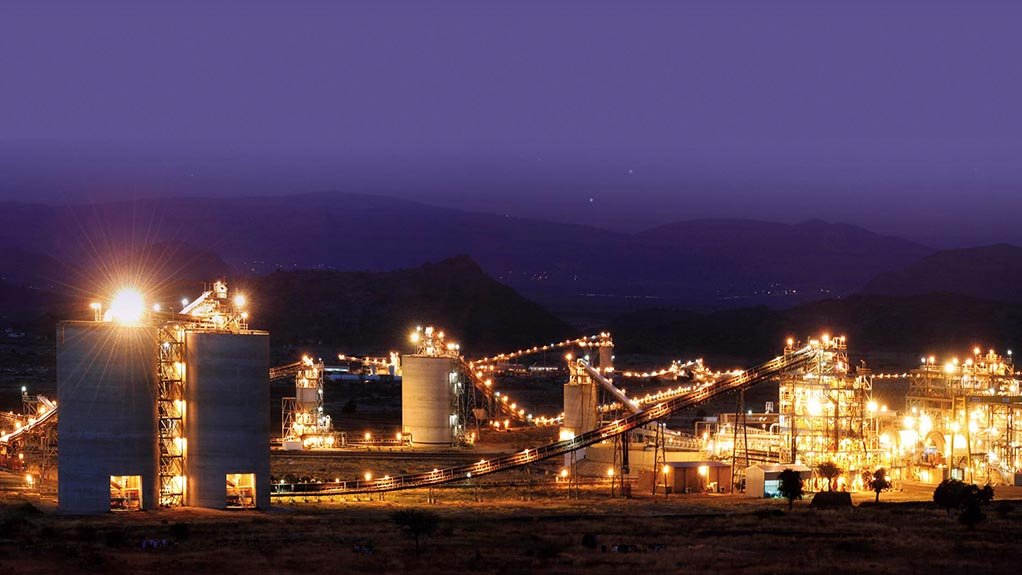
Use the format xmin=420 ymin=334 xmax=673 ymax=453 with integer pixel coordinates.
xmin=401 ymin=355 xmax=457 ymax=446
xmin=561 ymin=381 xmax=598 ymax=440
xmin=57 ymin=321 xmax=159 ymax=514
xmin=184 ymin=330 xmax=270 ymax=509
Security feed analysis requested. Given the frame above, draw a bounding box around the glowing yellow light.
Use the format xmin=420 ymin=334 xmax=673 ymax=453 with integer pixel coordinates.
xmin=410 ymin=331 xmax=420 ymax=344
xmin=606 ymin=468 xmax=615 ymax=477
xmin=944 ymin=362 xmax=956 ymax=374
xmin=233 ymin=294 xmax=246 ymax=307
xmin=152 ymin=303 xmax=162 ymax=312
xmin=867 ymin=400 xmax=878 ymax=414
xmin=919 ymin=414 xmax=933 ymax=436
xmin=697 ymin=465 xmax=708 ymax=477
xmin=903 ymin=415 xmax=915 ymax=429
xmin=107 ymin=288 xmax=146 ymax=325
xmin=807 ymin=397 xmax=822 ymax=417
xmin=560 ymin=468 xmax=569 ymax=478
xmin=89 ymin=302 xmax=101 ymax=310
xmin=364 ymin=471 xmax=372 ymax=481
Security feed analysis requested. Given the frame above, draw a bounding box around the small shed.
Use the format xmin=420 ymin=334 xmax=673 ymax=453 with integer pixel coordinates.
xmin=639 ymin=461 xmax=731 ymax=494
xmin=744 ymin=463 xmax=812 ymax=498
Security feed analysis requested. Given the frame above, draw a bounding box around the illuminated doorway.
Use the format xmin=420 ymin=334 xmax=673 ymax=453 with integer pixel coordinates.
xmin=226 ymin=473 xmax=256 ymax=508
xmin=110 ymin=475 xmax=142 ymax=511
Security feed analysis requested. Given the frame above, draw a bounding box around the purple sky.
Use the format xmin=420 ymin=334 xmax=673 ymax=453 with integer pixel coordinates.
xmin=2 ymin=1 xmax=1022 ymax=247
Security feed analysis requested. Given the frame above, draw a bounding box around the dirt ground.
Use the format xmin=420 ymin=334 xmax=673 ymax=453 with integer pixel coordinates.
xmin=3 ymin=475 xmax=1022 ymax=575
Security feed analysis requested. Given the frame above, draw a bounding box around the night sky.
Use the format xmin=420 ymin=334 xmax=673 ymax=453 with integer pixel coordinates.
xmin=3 ymin=1 xmax=1021 ymax=246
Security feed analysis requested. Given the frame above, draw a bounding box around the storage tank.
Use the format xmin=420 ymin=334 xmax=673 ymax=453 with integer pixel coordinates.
xmin=57 ymin=321 xmax=159 ymax=514
xmin=184 ymin=330 xmax=270 ymax=509
xmin=401 ymin=355 xmax=459 ymax=445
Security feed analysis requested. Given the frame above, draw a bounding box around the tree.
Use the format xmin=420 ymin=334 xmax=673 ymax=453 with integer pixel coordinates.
xmin=867 ymin=468 xmax=891 ymax=503
xmin=933 ymin=479 xmax=994 ymax=524
xmin=777 ymin=468 xmax=804 ymax=510
xmin=817 ymin=461 xmax=842 ymax=491
xmin=933 ymin=479 xmax=967 ymax=516
xmin=389 ymin=509 xmax=441 ymax=555
xmin=959 ymin=483 xmax=995 ymax=529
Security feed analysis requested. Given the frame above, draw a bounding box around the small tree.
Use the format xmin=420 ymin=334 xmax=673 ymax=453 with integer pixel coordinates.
xmin=817 ymin=462 xmax=842 ymax=491
xmin=390 ymin=509 xmax=441 ymax=555
xmin=933 ymin=478 xmax=966 ymax=516
xmin=868 ymin=468 xmax=892 ymax=503
xmin=959 ymin=484 xmax=995 ymax=529
xmin=778 ymin=469 xmax=804 ymax=510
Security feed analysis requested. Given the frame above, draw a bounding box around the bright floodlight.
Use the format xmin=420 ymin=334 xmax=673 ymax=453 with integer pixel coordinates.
xmin=108 ymin=288 xmax=146 ymax=325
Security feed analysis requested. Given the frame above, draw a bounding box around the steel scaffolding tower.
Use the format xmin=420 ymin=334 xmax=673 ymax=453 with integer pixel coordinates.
xmin=157 ymin=323 xmax=186 ymax=506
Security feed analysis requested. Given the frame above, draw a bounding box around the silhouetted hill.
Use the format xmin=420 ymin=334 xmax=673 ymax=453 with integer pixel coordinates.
xmin=862 ymin=243 xmax=1022 ymax=303
xmin=247 ymin=256 xmax=576 ymax=355
xmin=610 ymin=293 xmax=1022 ymax=368
xmin=0 ymin=237 xmax=233 ymax=299
xmin=0 ymin=195 xmax=932 ymax=313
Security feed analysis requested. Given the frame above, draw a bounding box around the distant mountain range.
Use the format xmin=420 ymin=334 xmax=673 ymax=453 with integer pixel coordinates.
xmin=0 ymin=192 xmax=934 ymax=314
xmin=610 ymin=293 xmax=1022 ymax=369
xmin=862 ymin=243 xmax=1022 ymax=304
xmin=0 ymin=256 xmax=574 ymax=358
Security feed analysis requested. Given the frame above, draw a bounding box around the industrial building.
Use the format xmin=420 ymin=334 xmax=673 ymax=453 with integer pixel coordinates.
xmin=639 ymin=461 xmax=732 ymax=494
xmin=902 ymin=349 xmax=1021 ymax=485
xmin=56 ymin=281 xmax=270 ymax=513
xmin=744 ymin=463 xmax=812 ymax=498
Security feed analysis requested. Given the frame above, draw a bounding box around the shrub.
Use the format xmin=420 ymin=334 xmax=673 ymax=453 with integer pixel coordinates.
xmin=778 ymin=469 xmax=804 ymax=509
xmin=868 ymin=468 xmax=892 ymax=503
xmin=817 ymin=462 xmax=843 ymax=491
xmin=389 ymin=509 xmax=441 ymax=555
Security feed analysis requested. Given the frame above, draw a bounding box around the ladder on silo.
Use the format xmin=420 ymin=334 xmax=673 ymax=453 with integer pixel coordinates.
xmin=157 ymin=324 xmax=186 ymax=506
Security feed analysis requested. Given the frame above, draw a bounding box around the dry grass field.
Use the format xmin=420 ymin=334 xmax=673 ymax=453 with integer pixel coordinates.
xmin=3 ymin=475 xmax=1022 ymax=575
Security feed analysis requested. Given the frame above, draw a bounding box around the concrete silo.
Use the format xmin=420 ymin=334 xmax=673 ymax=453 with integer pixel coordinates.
xmin=183 ymin=330 xmax=270 ymax=509
xmin=401 ymin=355 xmax=461 ymax=446
xmin=57 ymin=321 xmax=159 ymax=514
xmin=561 ymin=379 xmax=599 ymax=440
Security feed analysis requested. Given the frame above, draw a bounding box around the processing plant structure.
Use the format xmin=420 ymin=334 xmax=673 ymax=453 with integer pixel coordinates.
xmin=57 ymin=281 xmax=270 ymax=513
xmin=902 ymin=349 xmax=1021 ymax=485
xmin=7 ymin=285 xmax=1022 ymax=509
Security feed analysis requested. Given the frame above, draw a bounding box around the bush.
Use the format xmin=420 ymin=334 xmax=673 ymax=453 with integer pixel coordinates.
xmin=933 ymin=479 xmax=994 ymax=526
xmin=390 ymin=509 xmax=441 ymax=555
xmin=817 ymin=462 xmax=843 ymax=491
xmin=778 ymin=469 xmax=804 ymax=509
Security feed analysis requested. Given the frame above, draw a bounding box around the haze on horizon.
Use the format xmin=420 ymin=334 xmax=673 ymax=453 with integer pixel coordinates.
xmin=3 ymin=1 xmax=1022 ymax=248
